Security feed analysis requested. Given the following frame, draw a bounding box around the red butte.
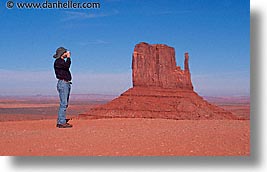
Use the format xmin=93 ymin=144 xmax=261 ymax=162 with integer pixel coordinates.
xmin=80 ymin=42 xmax=237 ymax=120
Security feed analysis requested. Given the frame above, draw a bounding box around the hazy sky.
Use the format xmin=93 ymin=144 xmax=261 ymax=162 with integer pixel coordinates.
xmin=0 ymin=0 xmax=250 ymax=96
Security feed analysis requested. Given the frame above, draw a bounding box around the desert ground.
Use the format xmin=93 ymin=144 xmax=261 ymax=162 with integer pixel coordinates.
xmin=0 ymin=95 xmax=250 ymax=156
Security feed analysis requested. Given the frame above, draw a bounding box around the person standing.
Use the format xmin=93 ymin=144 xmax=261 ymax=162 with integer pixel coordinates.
xmin=53 ymin=47 xmax=73 ymax=128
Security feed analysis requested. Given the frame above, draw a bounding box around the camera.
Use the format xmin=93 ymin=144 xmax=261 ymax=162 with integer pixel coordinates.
xmin=65 ymin=51 xmax=71 ymax=58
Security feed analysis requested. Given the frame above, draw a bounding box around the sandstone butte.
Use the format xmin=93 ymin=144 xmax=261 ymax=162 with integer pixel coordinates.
xmin=80 ymin=42 xmax=238 ymax=120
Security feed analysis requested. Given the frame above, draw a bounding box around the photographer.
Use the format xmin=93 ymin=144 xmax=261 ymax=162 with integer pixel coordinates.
xmin=53 ymin=47 xmax=73 ymax=128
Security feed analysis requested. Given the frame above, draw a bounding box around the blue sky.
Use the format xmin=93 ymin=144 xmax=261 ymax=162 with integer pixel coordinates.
xmin=0 ymin=0 xmax=250 ymax=96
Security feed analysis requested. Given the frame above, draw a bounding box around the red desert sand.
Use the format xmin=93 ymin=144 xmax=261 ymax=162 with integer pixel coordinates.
xmin=0 ymin=94 xmax=250 ymax=156
xmin=0 ymin=118 xmax=249 ymax=156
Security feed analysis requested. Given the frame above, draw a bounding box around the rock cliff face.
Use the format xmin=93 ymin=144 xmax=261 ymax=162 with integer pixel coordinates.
xmin=80 ymin=42 xmax=237 ymax=120
xmin=132 ymin=43 xmax=193 ymax=89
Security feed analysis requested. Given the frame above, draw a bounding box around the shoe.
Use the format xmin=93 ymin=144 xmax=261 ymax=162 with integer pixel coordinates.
xmin=55 ymin=119 xmax=71 ymax=127
xmin=56 ymin=123 xmax=73 ymax=128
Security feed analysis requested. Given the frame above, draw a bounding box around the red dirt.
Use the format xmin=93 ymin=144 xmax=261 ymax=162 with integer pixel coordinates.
xmin=82 ymin=87 xmax=238 ymax=120
xmin=0 ymin=118 xmax=249 ymax=156
xmin=0 ymin=96 xmax=250 ymax=156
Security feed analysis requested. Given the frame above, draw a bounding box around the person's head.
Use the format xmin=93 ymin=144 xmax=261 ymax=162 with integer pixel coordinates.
xmin=61 ymin=51 xmax=69 ymax=59
xmin=53 ymin=47 xmax=67 ymax=59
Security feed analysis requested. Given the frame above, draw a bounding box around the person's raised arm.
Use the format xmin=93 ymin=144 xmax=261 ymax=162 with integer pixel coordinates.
xmin=55 ymin=57 xmax=71 ymax=70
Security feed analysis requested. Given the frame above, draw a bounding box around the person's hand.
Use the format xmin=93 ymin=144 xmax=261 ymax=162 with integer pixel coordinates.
xmin=66 ymin=51 xmax=71 ymax=58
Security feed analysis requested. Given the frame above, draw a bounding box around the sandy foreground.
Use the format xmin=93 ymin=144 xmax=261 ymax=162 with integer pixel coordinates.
xmin=0 ymin=118 xmax=249 ymax=156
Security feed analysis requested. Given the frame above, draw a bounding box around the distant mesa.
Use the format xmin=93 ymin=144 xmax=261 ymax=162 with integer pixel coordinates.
xmin=132 ymin=43 xmax=193 ymax=90
xmin=80 ymin=42 xmax=238 ymax=120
